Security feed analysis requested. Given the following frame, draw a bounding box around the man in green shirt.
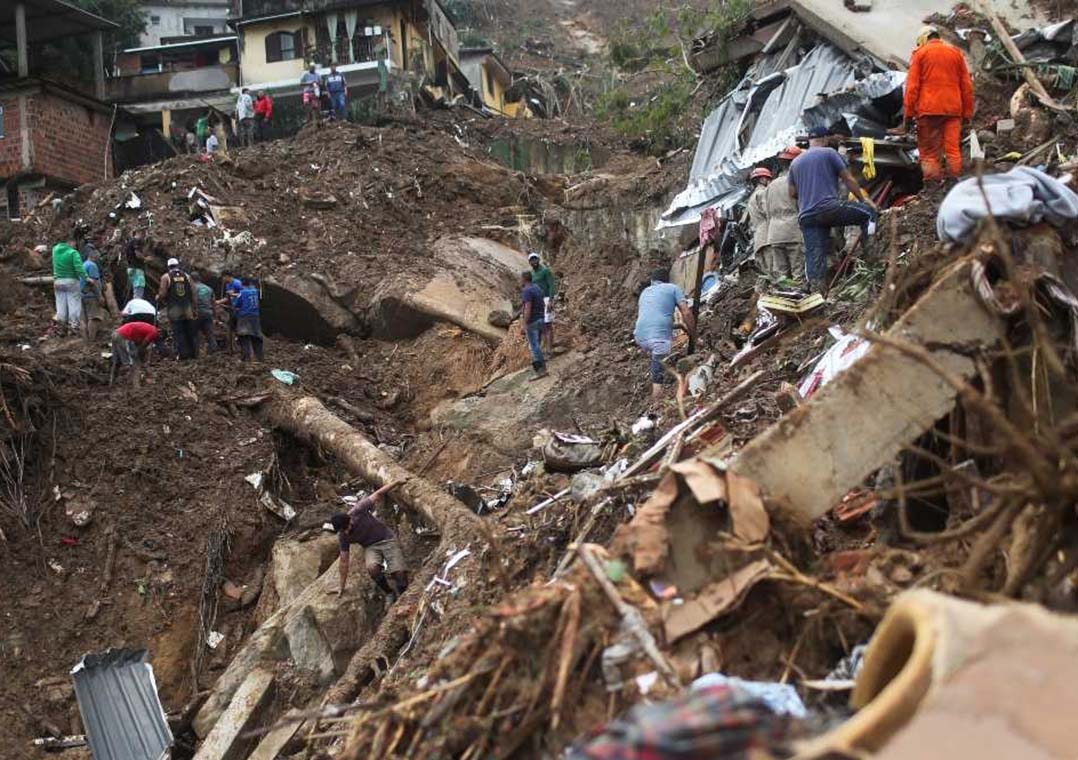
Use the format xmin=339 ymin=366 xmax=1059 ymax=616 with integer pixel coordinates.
xmin=528 ymin=252 xmax=557 ymax=353
xmin=50 ymin=237 xmax=85 ymax=336
xmin=195 ymin=113 xmax=210 ymax=151
xmin=191 ymin=272 xmax=217 ymax=354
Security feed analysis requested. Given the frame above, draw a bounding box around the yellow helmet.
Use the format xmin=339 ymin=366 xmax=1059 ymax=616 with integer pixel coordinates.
xmin=916 ymin=25 xmax=939 ymax=47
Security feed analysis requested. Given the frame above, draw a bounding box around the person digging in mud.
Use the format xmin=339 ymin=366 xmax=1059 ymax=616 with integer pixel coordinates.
xmin=633 ymin=267 xmax=695 ymax=402
xmin=109 ymin=320 xmax=159 ymax=388
xmin=330 ymin=481 xmax=408 ymax=604
xmin=528 ymin=252 xmax=558 ymax=354
xmin=520 ymin=270 xmax=548 ymax=380
xmin=217 ymin=270 xmax=243 ymax=353
xmin=157 ymin=257 xmax=199 ymax=360
xmin=234 ymin=277 xmax=264 ymax=362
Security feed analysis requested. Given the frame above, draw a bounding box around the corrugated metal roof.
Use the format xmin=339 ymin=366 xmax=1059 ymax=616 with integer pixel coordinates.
xmin=71 ymin=648 xmax=173 ymax=760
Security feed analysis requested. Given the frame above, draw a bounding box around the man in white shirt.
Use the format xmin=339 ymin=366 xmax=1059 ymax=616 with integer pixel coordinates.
xmin=235 ymin=88 xmax=255 ymax=147
xmin=206 ymin=132 xmax=219 ymax=154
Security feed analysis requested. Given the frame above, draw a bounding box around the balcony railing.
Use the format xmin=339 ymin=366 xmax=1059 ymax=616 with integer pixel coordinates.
xmin=106 ymin=63 xmax=240 ymax=103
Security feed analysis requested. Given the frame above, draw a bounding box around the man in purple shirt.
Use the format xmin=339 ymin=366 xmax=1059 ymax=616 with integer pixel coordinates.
xmin=521 ymin=270 xmax=548 ymax=380
xmin=788 ymin=126 xmax=878 ymax=294
xmin=330 ymin=480 xmax=407 ymax=603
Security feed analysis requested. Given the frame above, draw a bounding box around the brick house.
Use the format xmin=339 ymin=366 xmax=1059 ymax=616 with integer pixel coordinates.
xmin=0 ymin=0 xmax=119 ymax=218
xmin=0 ymin=79 xmax=115 ymax=216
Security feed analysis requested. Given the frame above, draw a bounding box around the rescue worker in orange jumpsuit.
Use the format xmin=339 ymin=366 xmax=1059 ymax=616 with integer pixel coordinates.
xmin=898 ymin=26 xmax=974 ymax=182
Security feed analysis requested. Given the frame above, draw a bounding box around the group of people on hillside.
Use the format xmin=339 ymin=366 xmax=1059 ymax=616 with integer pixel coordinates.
xmin=173 ymin=92 xmax=275 ymax=155
xmin=301 ymin=62 xmax=351 ymax=125
xmin=48 ymin=232 xmax=265 ymax=387
xmin=625 ymin=25 xmax=975 ymax=401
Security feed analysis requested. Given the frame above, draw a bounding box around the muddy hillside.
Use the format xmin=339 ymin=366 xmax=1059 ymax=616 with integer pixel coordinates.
xmin=6 ymin=1 xmax=1078 ymax=760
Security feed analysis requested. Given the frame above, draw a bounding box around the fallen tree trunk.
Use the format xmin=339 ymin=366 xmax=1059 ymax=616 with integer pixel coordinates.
xmin=263 ymin=395 xmax=486 ymax=741
xmin=266 ymin=395 xmax=483 ymax=535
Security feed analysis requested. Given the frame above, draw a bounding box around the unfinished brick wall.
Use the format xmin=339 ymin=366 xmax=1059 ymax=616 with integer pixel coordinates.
xmin=29 ymin=92 xmax=111 ymax=185
xmin=0 ymin=97 xmax=25 ymax=178
xmin=0 ymin=91 xmax=110 ymax=187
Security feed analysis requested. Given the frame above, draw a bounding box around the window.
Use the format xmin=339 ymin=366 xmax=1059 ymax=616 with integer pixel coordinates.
xmin=150 ymin=15 xmax=160 ymax=25
xmin=265 ymin=30 xmax=303 ymax=63
xmin=193 ymin=25 xmax=214 ymax=36
xmin=485 ymin=66 xmax=494 ymax=97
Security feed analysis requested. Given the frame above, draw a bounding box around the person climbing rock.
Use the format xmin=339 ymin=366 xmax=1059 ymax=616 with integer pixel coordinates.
xmin=520 ymin=270 xmax=548 ymax=380
xmin=157 ymin=257 xmax=199 ymax=360
xmin=633 ymin=267 xmax=695 ymax=402
xmin=330 ymin=481 xmax=408 ymax=604
xmin=788 ymin=126 xmax=877 ymax=295
xmin=527 ymin=252 xmax=558 ymax=353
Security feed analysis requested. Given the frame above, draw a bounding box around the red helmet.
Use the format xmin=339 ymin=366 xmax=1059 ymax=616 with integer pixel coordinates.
xmin=778 ymin=146 xmax=803 ymax=160
xmin=750 ymin=167 xmax=773 ymax=181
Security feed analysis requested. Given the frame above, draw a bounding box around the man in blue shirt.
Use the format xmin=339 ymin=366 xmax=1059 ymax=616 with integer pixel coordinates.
xmin=217 ymin=271 xmax=243 ymax=353
xmin=520 ymin=271 xmax=547 ymax=380
xmin=633 ymin=267 xmax=696 ymax=401
xmin=81 ymin=243 xmax=103 ymax=342
xmin=326 ymin=63 xmax=348 ymax=121
xmin=788 ymin=126 xmax=878 ymax=295
xmin=234 ymin=278 xmax=264 ymax=362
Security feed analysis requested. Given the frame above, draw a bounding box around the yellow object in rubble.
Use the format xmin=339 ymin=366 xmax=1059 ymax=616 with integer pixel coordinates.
xmin=860 ymin=137 xmax=877 ymax=180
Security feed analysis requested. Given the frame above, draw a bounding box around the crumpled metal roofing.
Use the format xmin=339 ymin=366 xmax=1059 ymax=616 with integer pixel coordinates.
xmin=660 ymin=43 xmax=905 ymax=229
xmin=72 ymin=648 xmax=173 ymax=760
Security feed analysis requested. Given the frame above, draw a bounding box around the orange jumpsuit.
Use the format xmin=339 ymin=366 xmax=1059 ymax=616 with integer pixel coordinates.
xmin=905 ymin=38 xmax=974 ymax=181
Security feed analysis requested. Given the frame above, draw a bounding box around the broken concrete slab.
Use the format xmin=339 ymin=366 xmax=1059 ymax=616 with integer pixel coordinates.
xmin=254 ymin=535 xmax=339 ymax=624
xmin=787 ymin=0 xmax=1043 ymax=68
xmin=192 ymin=668 xmax=275 ymax=760
xmin=193 ymin=557 xmax=370 ymax=738
xmin=248 ymin=708 xmax=303 ymax=760
xmin=432 ymin=352 xmax=587 ymax=453
xmin=366 ymin=236 xmax=528 ymax=342
xmin=729 ymin=261 xmax=1005 ymax=525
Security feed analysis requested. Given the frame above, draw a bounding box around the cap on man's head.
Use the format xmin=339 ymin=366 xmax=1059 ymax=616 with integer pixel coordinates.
xmin=527 ymin=252 xmax=541 ymax=262
xmin=167 ymin=257 xmax=180 ymax=268
xmin=807 ymin=125 xmax=831 ymax=139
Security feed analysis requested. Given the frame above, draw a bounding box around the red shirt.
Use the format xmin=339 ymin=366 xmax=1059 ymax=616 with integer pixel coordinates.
xmin=117 ymin=322 xmax=159 ymax=345
xmin=254 ymin=96 xmax=273 ymax=120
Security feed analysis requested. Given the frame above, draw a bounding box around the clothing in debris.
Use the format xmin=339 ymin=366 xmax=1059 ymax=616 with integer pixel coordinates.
xmin=568 ymin=683 xmax=792 ymax=760
xmin=905 ymin=38 xmax=973 ymax=181
xmin=698 ymin=207 xmax=721 ymax=249
xmin=936 ymin=166 xmax=1078 ymax=243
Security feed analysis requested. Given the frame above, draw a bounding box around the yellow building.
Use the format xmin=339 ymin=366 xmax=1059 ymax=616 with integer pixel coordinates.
xmin=234 ymin=0 xmax=466 ymax=104
xmin=459 ymin=47 xmax=515 ymax=117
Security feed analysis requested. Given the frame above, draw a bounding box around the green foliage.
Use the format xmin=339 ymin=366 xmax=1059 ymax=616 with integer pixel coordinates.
xmin=596 ymin=0 xmax=753 ymax=153
xmin=16 ymin=0 xmax=145 ymax=90
xmin=460 ymin=30 xmax=494 ymax=49
xmin=595 ymin=68 xmax=697 ymax=154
